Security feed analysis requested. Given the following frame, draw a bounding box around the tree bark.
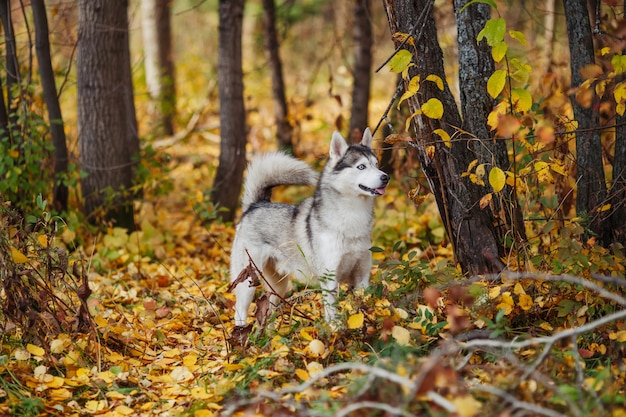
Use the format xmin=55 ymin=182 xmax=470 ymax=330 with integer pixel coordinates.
xmin=349 ymin=0 xmax=373 ymax=137
xmin=32 ymin=0 xmax=69 ymax=212
xmin=563 ymin=0 xmax=607 ymax=238
xmin=262 ymin=0 xmax=293 ymax=153
xmin=212 ymin=0 xmax=247 ymax=222
xmin=78 ymin=0 xmax=138 ymax=230
xmin=383 ymin=0 xmax=506 ymax=275
xmin=454 ymin=0 xmax=526 ymax=243
xmin=0 ymin=2 xmax=8 ymax=135
xmin=141 ymin=0 xmax=175 ymax=136
xmin=0 ymin=0 xmax=19 ymax=129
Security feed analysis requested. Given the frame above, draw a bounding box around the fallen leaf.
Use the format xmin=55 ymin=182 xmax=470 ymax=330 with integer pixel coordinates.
xmin=347 ymin=312 xmax=364 ymax=329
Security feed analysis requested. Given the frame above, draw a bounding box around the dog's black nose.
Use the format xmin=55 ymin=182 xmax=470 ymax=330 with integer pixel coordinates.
xmin=381 ymin=173 xmax=390 ymax=184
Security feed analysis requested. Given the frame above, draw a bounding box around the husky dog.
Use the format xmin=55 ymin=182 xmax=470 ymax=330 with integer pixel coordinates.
xmin=229 ymin=128 xmax=389 ymax=327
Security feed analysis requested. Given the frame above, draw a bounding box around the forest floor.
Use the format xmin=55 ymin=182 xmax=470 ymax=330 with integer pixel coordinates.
xmin=2 ymin=132 xmax=626 ymax=417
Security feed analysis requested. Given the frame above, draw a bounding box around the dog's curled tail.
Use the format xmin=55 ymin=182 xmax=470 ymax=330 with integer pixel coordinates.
xmin=241 ymin=152 xmax=319 ymax=212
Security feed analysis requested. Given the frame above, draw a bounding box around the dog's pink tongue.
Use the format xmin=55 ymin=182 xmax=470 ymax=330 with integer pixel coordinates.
xmin=376 ymin=188 xmax=386 ymax=195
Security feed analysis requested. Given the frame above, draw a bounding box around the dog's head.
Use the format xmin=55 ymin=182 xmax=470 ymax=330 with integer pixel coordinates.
xmin=327 ymin=128 xmax=390 ymax=197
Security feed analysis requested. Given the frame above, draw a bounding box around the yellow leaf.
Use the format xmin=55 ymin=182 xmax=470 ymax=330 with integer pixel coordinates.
xmin=613 ymin=81 xmax=626 ymax=104
xmin=508 ymin=30 xmax=527 ymax=46
xmin=489 ymin=286 xmax=501 ymax=299
xmin=433 ymin=128 xmax=451 ymax=148
xmin=479 ymin=193 xmax=492 ymax=209
xmin=489 ymin=167 xmax=506 ymax=193
xmin=299 ymin=327 xmax=315 ymax=341
xmin=398 ymin=76 xmax=421 ymax=108
xmin=534 ymin=161 xmax=554 ymax=183
xmin=539 ymin=322 xmax=553 ymax=331
xmin=426 ymin=145 xmax=435 ymax=160
xmin=190 ymin=387 xmax=213 ymax=400
xmin=115 ymin=405 xmax=135 ymax=416
xmin=62 ymin=228 xmax=76 ymax=244
xmin=37 ymin=234 xmax=48 ymax=248
xmin=85 ymin=400 xmax=107 ymax=412
xmin=425 ymin=74 xmax=444 ymax=90
xmin=518 ymin=294 xmax=533 ymax=311
xmin=389 ymin=49 xmax=413 ymax=73
xmin=11 ymin=247 xmax=28 ymax=264
xmin=598 ymin=204 xmax=611 ymax=212
xmin=347 ymin=312 xmax=364 ymax=329
xmin=27 ymin=344 xmax=45 ymax=357
xmin=183 ymin=353 xmax=198 ymax=368
xmin=295 ymin=368 xmax=310 ymax=381
xmin=487 ymin=69 xmax=507 ymax=98
xmin=194 ymin=410 xmax=215 ymax=417
xmin=421 ymin=98 xmax=444 ymax=119
xmin=391 ymin=326 xmax=411 ymax=346
xmin=48 ymin=388 xmax=72 ymax=401
xmin=451 ymin=394 xmax=482 ymax=417
xmin=487 ymin=101 xmax=508 ymax=131
xmin=511 ymin=88 xmax=532 ymax=113
xmin=491 ymin=41 xmax=507 ymax=63
xmin=513 ymin=283 xmax=526 ymax=295
xmin=46 ymin=376 xmax=65 ymax=389
xmin=609 ymin=330 xmax=626 ymax=342
xmin=405 ymin=110 xmax=422 ymax=131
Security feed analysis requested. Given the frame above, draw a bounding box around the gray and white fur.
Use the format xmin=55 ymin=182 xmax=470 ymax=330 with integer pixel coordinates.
xmin=230 ymin=128 xmax=390 ymax=327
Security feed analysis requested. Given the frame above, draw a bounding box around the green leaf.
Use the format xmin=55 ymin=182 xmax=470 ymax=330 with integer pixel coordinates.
xmin=489 ymin=167 xmax=506 ymax=193
xmin=388 ymin=49 xmax=413 ymax=73
xmin=508 ymin=30 xmax=527 ymax=46
xmin=491 ymin=41 xmax=508 ymax=63
xmin=511 ymin=88 xmax=532 ymax=112
xmin=487 ymin=69 xmax=507 ymax=98
xmin=477 ymin=18 xmax=506 ymax=47
xmin=612 ymin=54 xmax=626 ymax=74
xmin=421 ymin=98 xmax=444 ymax=119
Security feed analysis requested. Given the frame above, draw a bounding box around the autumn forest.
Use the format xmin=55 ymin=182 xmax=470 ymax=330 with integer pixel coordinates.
xmin=1 ymin=0 xmax=626 ymax=416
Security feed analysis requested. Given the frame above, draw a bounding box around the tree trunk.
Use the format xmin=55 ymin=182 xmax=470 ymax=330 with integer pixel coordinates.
xmin=0 ymin=3 xmax=8 ymax=135
xmin=212 ymin=0 xmax=247 ymax=222
xmin=141 ymin=0 xmax=175 ymax=136
xmin=606 ymin=1 xmax=626 ymax=246
xmin=563 ymin=0 xmax=607 ymax=238
xmin=0 ymin=0 xmax=19 ymax=129
xmin=262 ymin=0 xmax=293 ymax=153
xmin=383 ymin=0 xmax=506 ymax=275
xmin=78 ymin=0 xmax=138 ymax=230
xmin=349 ymin=0 xmax=373 ymax=137
xmin=454 ymin=0 xmax=526 ymax=243
xmin=32 ymin=0 xmax=69 ymax=212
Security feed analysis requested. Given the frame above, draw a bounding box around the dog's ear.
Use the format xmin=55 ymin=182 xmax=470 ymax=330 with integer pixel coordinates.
xmin=330 ymin=131 xmax=348 ymax=160
xmin=360 ymin=127 xmax=373 ymax=148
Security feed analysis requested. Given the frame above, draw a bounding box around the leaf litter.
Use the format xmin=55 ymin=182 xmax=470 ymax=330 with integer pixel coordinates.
xmin=1 ymin=134 xmax=626 ymax=416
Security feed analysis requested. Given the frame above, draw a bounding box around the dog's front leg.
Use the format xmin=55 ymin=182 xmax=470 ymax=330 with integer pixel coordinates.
xmin=233 ymin=278 xmax=256 ymax=327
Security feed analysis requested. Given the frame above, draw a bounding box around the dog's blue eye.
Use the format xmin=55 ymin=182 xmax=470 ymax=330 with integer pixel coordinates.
xmin=357 ymin=164 xmax=366 ymax=170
